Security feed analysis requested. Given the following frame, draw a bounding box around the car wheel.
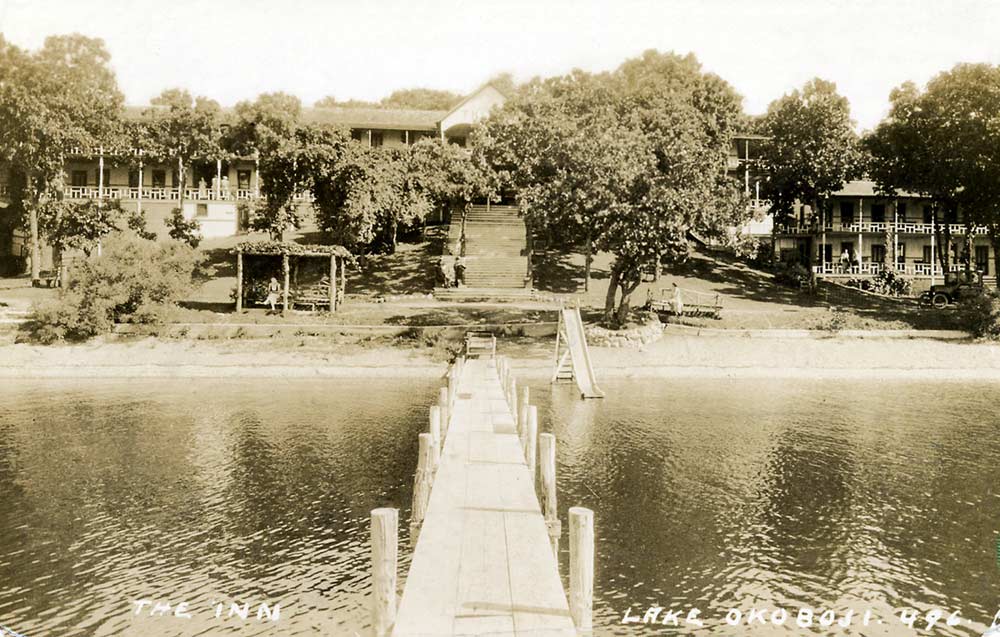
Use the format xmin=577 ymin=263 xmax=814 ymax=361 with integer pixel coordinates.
xmin=931 ymin=293 xmax=949 ymax=309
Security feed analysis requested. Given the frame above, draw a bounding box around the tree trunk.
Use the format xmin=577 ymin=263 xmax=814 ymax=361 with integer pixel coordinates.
xmin=615 ymin=277 xmax=641 ymax=327
xmin=177 ymin=157 xmax=186 ymax=229
xmin=603 ymin=261 xmax=621 ymax=324
xmin=524 ymin=214 xmax=533 ymax=280
xmin=29 ymin=202 xmax=40 ymax=283
xmin=933 ymin=205 xmax=947 ymax=273
xmin=584 ymin=230 xmax=592 ymax=292
xmin=964 ymin=221 xmax=973 ymax=276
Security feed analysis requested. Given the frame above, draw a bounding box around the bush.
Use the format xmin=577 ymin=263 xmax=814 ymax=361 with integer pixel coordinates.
xmin=166 ymin=208 xmax=202 ymax=248
xmin=773 ymin=262 xmax=811 ymax=288
xmin=845 ymin=269 xmax=913 ymax=297
xmin=958 ymin=290 xmax=1000 ymax=339
xmin=27 ymin=232 xmax=198 ymax=343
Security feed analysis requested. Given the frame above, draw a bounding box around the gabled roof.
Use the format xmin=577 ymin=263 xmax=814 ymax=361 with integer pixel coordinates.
xmin=301 ymin=107 xmax=445 ymax=131
xmin=833 ymin=179 xmax=925 ymax=199
xmin=439 ymin=83 xmax=508 ymax=123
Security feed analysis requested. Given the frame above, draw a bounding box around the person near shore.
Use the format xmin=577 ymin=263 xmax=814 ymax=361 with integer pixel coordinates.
xmin=265 ymin=277 xmax=281 ymax=314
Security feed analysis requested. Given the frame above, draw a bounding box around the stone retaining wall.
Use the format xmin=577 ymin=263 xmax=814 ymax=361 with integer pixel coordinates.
xmin=585 ymin=316 xmax=664 ymax=348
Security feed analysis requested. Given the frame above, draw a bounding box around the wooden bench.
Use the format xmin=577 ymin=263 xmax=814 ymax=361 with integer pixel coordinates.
xmin=34 ymin=270 xmax=60 ymax=288
xmin=647 ymin=286 xmax=723 ymax=319
xmin=464 ymin=331 xmax=496 ymax=358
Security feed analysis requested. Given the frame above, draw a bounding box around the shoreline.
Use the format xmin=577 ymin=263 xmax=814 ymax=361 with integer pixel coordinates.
xmin=1 ymin=332 xmax=999 ymax=380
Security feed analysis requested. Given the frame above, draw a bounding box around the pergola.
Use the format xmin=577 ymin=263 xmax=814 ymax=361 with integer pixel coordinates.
xmin=233 ymin=241 xmax=352 ymax=316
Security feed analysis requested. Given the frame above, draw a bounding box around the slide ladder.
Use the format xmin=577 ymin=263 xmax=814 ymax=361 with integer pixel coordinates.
xmin=551 ymin=306 xmax=604 ymax=398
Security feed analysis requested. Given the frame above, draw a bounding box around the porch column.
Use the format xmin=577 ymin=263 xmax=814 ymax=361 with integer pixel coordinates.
xmin=236 ymin=249 xmax=243 ymax=312
xmin=405 ymin=130 xmax=410 ymax=145
xmin=368 ymin=129 xmax=372 ymax=148
xmin=137 ymin=152 xmax=143 ymax=214
xmin=744 ymin=139 xmax=750 ymax=195
xmin=253 ymin=153 xmax=260 ymax=198
xmin=216 ymin=159 xmax=222 ymax=200
xmin=857 ymin=197 xmax=864 ymax=271
xmin=893 ymin=200 xmax=899 ymax=269
xmin=282 ymin=253 xmax=290 ymax=317
xmin=98 ymin=146 xmax=104 ymax=199
xmin=330 ymin=255 xmax=337 ymax=311
xmin=930 ymin=219 xmax=936 ymax=286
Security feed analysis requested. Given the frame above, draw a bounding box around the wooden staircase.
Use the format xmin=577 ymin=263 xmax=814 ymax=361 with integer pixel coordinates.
xmin=437 ymin=205 xmax=530 ymax=298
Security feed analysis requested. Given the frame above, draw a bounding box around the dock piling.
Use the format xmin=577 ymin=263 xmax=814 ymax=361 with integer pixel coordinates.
xmin=438 ymin=387 xmax=450 ymax=436
xmin=526 ymin=405 xmax=538 ymax=476
xmin=410 ymin=433 xmax=435 ymax=545
xmin=429 ymin=406 xmax=441 ymax=468
xmin=539 ymin=433 xmax=560 ymax=557
xmin=569 ymin=507 xmax=594 ymax=631
xmin=371 ymin=507 xmax=398 ymax=637
xmin=518 ymin=386 xmax=529 ymax=441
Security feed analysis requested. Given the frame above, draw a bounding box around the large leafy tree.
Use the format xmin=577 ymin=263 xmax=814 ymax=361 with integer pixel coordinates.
xmin=475 ymin=51 xmax=749 ymax=325
xmin=758 ymin=78 xmax=860 ymax=276
xmin=0 ymin=34 xmax=123 ymax=282
xmin=143 ymin=88 xmax=223 ymax=231
xmin=224 ymin=92 xmax=337 ymax=240
xmin=866 ymin=64 xmax=1000 ymax=283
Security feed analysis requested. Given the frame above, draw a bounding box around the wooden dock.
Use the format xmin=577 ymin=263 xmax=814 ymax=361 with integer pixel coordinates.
xmin=388 ymin=356 xmax=580 ymax=636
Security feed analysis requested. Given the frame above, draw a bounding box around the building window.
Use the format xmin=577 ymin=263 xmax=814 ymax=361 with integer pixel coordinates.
xmin=237 ymin=170 xmax=251 ymax=191
xmin=923 ymin=245 xmax=933 ymax=263
xmin=128 ymin=170 xmax=140 ymax=188
xmin=370 ymin=131 xmax=384 ymax=147
xmin=351 ymin=129 xmax=364 ymax=142
xmin=871 ymin=203 xmax=886 ymax=223
xmin=923 ymin=205 xmax=933 ymax=224
xmin=171 ymin=169 xmax=180 ymax=188
xmin=840 ymin=201 xmax=854 ymax=224
xmin=872 ymin=244 xmax=885 ymax=264
xmin=196 ymin=203 xmax=208 ymax=218
xmin=152 ymin=170 xmax=166 ymax=188
xmin=896 ymin=242 xmax=905 ymax=264
xmin=897 ymin=202 xmax=907 ymax=221
xmin=976 ymin=245 xmax=989 ymax=274
xmin=71 ymin=170 xmax=88 ymax=187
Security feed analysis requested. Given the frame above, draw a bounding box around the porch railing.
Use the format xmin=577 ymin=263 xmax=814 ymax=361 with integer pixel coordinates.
xmin=780 ymin=220 xmax=989 ymax=235
xmin=62 ymin=186 xmax=313 ymax=203
xmin=813 ymin=262 xmax=985 ymax=277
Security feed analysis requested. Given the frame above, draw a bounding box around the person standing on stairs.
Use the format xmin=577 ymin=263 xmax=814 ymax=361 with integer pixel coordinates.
xmin=454 ymin=255 xmax=466 ymax=287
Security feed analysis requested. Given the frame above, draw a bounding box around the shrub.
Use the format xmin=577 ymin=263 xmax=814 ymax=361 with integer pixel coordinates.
xmin=869 ymin=268 xmax=912 ymax=296
xmin=27 ymin=232 xmax=198 ymax=343
xmin=166 ymin=208 xmax=202 ymax=248
xmin=958 ymin=290 xmax=1000 ymax=339
xmin=773 ymin=262 xmax=811 ymax=289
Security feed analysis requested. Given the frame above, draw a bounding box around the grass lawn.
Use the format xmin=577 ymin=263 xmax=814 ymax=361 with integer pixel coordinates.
xmin=0 ymin=228 xmax=970 ymax=333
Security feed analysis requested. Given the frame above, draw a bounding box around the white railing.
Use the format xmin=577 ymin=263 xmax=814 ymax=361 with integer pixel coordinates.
xmin=814 ymin=262 xmax=985 ymax=278
xmin=62 ymin=187 xmax=312 ymax=203
xmin=781 ymin=220 xmax=989 ymax=235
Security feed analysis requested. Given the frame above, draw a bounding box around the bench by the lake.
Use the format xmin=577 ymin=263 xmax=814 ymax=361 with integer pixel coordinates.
xmin=370 ymin=354 xmax=595 ymax=636
xmin=647 ymin=284 xmax=723 ymax=319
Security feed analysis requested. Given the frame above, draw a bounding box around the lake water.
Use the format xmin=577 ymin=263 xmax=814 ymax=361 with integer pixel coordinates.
xmin=1 ymin=377 xmax=999 ymax=636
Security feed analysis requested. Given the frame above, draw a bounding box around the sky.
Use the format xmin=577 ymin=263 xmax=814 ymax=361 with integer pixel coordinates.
xmin=1 ymin=0 xmax=998 ymax=131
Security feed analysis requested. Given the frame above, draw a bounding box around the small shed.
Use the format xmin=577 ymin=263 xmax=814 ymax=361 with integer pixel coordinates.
xmin=233 ymin=241 xmax=352 ymax=315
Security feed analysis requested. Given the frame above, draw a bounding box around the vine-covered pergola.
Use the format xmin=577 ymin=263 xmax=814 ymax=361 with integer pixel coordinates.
xmin=233 ymin=241 xmax=352 ymax=315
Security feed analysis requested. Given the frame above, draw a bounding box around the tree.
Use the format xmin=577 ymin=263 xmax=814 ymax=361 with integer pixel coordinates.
xmin=475 ymin=51 xmax=750 ymax=325
xmin=0 ymin=34 xmax=123 ymax=283
xmin=314 ymin=96 xmax=378 ymax=109
xmin=380 ymin=88 xmax=463 ymax=110
xmin=866 ymin=64 xmax=1000 ymax=285
xmin=759 ymin=79 xmax=860 ymax=280
xmin=143 ymin=88 xmax=222 ymax=236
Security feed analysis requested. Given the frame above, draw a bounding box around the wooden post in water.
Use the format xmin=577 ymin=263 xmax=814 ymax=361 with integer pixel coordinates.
xmin=429 ymin=407 xmax=441 ymax=471
xmin=539 ymin=433 xmax=560 ymax=556
xmin=410 ymin=433 xmax=434 ymax=546
xmin=569 ymin=507 xmax=594 ymax=631
xmin=371 ymin=507 xmax=398 ymax=637
xmin=518 ymin=386 xmax=530 ymax=441
xmin=526 ymin=405 xmax=538 ymax=467
xmin=438 ymin=388 xmax=450 ymax=437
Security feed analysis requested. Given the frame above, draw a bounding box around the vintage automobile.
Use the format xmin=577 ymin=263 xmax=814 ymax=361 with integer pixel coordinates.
xmin=918 ymin=270 xmax=984 ymax=308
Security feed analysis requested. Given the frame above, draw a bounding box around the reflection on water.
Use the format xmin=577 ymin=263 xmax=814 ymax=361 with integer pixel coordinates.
xmin=0 ymin=378 xmax=435 ymax=636
xmin=1 ymin=377 xmax=999 ymax=636
xmin=532 ymin=379 xmax=1000 ymax=636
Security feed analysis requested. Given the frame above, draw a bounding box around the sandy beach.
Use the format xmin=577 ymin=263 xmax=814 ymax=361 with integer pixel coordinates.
xmin=2 ymin=330 xmax=999 ymax=380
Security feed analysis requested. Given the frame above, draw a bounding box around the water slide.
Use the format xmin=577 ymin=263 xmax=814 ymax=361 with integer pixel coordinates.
xmin=561 ymin=308 xmax=605 ymax=398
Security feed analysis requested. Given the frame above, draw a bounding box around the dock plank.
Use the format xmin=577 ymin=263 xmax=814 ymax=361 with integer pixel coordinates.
xmin=393 ymin=358 xmax=574 ymax=637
